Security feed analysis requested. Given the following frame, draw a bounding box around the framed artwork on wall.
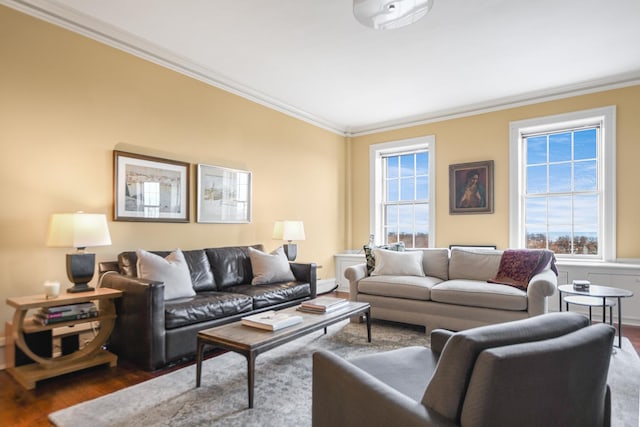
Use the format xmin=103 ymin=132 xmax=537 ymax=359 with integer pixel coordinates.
xmin=196 ymin=164 xmax=252 ymax=223
xmin=449 ymin=160 xmax=494 ymax=215
xmin=113 ymin=150 xmax=190 ymax=222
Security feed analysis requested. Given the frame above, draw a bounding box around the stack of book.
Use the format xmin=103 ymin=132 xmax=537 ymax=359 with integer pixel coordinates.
xmin=34 ymin=302 xmax=98 ymax=325
xmin=297 ymin=296 xmax=349 ymax=314
xmin=241 ymin=310 xmax=303 ymax=331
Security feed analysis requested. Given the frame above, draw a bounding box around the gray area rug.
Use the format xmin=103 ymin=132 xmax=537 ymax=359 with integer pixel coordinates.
xmin=49 ymin=320 xmax=640 ymax=427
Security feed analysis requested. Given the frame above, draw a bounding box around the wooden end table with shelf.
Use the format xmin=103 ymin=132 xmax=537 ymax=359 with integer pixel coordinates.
xmin=5 ymin=287 xmax=122 ymax=389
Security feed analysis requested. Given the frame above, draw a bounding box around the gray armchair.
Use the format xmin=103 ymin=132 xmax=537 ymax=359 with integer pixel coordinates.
xmin=312 ymin=312 xmax=614 ymax=427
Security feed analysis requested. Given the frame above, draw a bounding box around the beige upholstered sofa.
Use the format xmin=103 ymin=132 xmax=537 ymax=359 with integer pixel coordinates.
xmin=344 ymin=247 xmax=557 ymax=333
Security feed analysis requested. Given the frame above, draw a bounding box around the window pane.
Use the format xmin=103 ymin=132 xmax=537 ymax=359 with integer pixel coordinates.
xmin=549 ymin=163 xmax=571 ymax=193
xmin=573 ymin=160 xmax=597 ymax=191
xmin=574 ymin=129 xmax=597 ymax=160
xmin=400 ymin=177 xmax=415 ymax=201
xmin=525 ymin=198 xmax=547 ymax=224
xmin=526 ymin=165 xmax=547 ymax=194
xmin=415 ymin=203 xmax=428 ymax=226
xmin=416 ymin=176 xmax=428 ymax=199
xmin=400 ymin=155 xmax=414 ymax=177
xmin=386 ymin=178 xmax=398 ymax=201
xmin=525 ymin=225 xmax=547 ymax=249
xmin=549 ymin=132 xmax=571 ymax=162
xmin=398 ymin=205 xmax=413 ymax=226
xmin=416 ymin=152 xmax=428 ymax=175
xmin=548 ymin=196 xmax=571 ymax=225
xmin=573 ymin=194 xmax=598 ymax=224
xmin=385 ymin=228 xmax=398 ymax=244
xmin=574 ymin=225 xmax=598 ymax=255
xmin=386 ymin=156 xmax=399 ymax=178
xmin=549 ymin=228 xmax=572 ymax=254
xmin=526 ymin=136 xmax=547 ymax=164
xmin=385 ymin=205 xmax=398 ymax=224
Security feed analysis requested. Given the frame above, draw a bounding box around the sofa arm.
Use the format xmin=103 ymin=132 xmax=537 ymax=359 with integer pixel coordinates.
xmin=344 ymin=263 xmax=368 ymax=300
xmin=527 ymin=268 xmax=558 ymax=316
xmin=290 ymin=262 xmax=317 ymax=299
xmin=100 ymin=272 xmax=167 ymax=370
xmin=313 ymin=350 xmax=457 ymax=427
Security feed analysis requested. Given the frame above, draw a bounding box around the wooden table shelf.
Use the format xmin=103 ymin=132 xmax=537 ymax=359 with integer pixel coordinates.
xmin=5 ymin=287 xmax=122 ymax=389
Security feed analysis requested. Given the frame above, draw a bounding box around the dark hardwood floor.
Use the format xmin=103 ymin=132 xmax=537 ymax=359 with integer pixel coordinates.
xmin=2 ymin=306 xmax=639 ymax=427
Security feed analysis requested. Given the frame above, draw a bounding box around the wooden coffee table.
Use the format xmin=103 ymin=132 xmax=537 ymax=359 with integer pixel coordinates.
xmin=195 ymin=301 xmax=370 ymax=408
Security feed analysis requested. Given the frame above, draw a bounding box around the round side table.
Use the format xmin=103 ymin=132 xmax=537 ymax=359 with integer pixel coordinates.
xmin=558 ymin=284 xmax=634 ymax=348
xmin=563 ymin=295 xmax=615 ymax=325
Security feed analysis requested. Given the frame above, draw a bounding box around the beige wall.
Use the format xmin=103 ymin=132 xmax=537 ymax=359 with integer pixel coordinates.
xmin=0 ymin=7 xmax=346 ymax=331
xmin=2 ymin=5 xmax=640 ymax=336
xmin=350 ymin=85 xmax=640 ymax=257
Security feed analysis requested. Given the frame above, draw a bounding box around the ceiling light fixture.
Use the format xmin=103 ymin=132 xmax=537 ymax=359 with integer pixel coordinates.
xmin=353 ymin=0 xmax=434 ymax=30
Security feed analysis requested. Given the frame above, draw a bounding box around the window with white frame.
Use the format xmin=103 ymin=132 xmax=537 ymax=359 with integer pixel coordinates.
xmin=370 ymin=136 xmax=435 ymax=248
xmin=509 ymin=106 xmax=616 ymax=261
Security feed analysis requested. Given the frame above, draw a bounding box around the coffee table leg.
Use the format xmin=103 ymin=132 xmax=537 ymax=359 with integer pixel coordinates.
xmin=247 ymin=351 xmax=255 ymax=408
xmin=196 ymin=340 xmax=204 ymax=387
xmin=365 ymin=309 xmax=371 ymax=343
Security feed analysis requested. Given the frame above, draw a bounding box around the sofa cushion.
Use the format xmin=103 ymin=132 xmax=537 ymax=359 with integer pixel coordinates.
xmin=430 ymin=279 xmax=527 ymax=311
xmin=118 ymin=249 xmax=216 ymax=291
xmin=349 ymin=346 xmax=439 ymax=402
xmin=448 ymin=248 xmax=502 ymax=281
xmin=248 ymin=246 xmax=295 ymax=285
xmin=420 ymin=248 xmax=450 ymax=281
xmin=205 ymin=245 xmax=263 ymax=289
xmin=136 ymin=249 xmax=196 ymax=300
xmin=363 ymin=242 xmax=405 ymax=275
xmin=164 ymin=291 xmax=253 ymax=329
xmin=371 ymin=249 xmax=425 ymax=277
xmin=357 ymin=275 xmax=442 ymax=301
xmin=226 ymin=282 xmax=311 ymax=309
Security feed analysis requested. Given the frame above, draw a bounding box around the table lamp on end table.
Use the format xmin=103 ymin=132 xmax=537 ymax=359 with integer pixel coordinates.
xmin=46 ymin=212 xmax=112 ymax=293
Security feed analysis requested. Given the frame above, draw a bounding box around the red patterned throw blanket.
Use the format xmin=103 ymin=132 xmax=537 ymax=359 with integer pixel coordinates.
xmin=488 ymin=249 xmax=558 ymax=290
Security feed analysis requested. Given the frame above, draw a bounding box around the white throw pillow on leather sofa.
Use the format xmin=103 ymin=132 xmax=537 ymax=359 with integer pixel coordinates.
xmin=136 ymin=248 xmax=196 ymax=300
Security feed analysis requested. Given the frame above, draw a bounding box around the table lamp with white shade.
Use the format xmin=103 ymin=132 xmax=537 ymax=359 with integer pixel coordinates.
xmin=272 ymin=220 xmax=305 ymax=261
xmin=46 ymin=212 xmax=112 ymax=293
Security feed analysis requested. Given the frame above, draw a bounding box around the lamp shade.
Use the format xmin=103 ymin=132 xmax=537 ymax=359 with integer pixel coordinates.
xmin=272 ymin=220 xmax=305 ymax=241
xmin=353 ymin=0 xmax=434 ymax=30
xmin=47 ymin=213 xmax=112 ymax=249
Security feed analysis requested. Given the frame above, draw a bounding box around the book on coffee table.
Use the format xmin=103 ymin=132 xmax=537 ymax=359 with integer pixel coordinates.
xmin=241 ymin=311 xmax=303 ymax=331
xmin=298 ymin=296 xmax=349 ymax=313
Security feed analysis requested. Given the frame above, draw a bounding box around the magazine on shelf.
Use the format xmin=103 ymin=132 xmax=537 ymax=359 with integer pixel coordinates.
xmin=33 ymin=310 xmax=99 ymax=325
xmin=43 ymin=302 xmax=97 ymax=314
xmin=299 ymin=296 xmax=349 ymax=313
xmin=241 ymin=311 xmax=303 ymax=331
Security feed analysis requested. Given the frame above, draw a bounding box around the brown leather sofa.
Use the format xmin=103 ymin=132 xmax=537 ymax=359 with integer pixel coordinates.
xmin=313 ymin=312 xmax=615 ymax=427
xmin=99 ymin=244 xmax=316 ymax=370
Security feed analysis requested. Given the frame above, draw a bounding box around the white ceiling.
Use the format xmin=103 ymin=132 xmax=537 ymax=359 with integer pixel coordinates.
xmin=5 ymin=0 xmax=640 ymax=135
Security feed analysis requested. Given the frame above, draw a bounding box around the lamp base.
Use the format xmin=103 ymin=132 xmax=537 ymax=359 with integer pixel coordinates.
xmin=283 ymin=243 xmax=298 ymax=261
xmin=67 ymin=283 xmax=95 ymax=293
xmin=66 ymin=252 xmax=96 ymax=293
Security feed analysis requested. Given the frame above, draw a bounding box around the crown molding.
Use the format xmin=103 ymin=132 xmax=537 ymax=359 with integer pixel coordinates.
xmin=1 ymin=0 xmax=347 ymax=136
xmin=347 ymin=72 xmax=640 ymax=136
xmin=4 ymin=0 xmax=640 ymax=139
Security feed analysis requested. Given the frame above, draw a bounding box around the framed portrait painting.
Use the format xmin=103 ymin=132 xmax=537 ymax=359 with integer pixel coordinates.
xmin=197 ymin=164 xmax=252 ymax=223
xmin=449 ymin=160 xmax=494 ymax=215
xmin=113 ymin=151 xmax=190 ymax=222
